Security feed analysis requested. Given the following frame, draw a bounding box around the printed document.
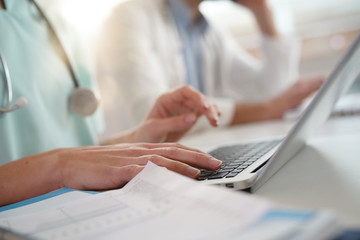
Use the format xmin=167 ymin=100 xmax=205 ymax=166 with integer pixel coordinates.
xmin=0 ymin=162 xmax=337 ymax=240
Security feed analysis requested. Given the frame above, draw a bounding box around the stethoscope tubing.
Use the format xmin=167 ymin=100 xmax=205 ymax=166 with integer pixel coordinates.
xmin=29 ymin=0 xmax=79 ymax=88
xmin=1 ymin=0 xmax=99 ymax=117
xmin=0 ymin=51 xmax=12 ymax=110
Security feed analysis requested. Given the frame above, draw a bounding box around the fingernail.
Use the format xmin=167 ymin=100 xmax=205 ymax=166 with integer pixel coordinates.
xmin=203 ymin=100 xmax=210 ymax=109
xmin=188 ymin=167 xmax=200 ymax=177
xmin=185 ymin=114 xmax=196 ymax=124
xmin=210 ymin=159 xmax=222 ymax=169
xmin=214 ymin=115 xmax=219 ymax=126
xmin=212 ymin=109 xmax=219 ymax=126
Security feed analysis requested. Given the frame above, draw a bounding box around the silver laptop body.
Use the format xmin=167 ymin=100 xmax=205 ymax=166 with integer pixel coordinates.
xmin=200 ymin=34 xmax=360 ymax=192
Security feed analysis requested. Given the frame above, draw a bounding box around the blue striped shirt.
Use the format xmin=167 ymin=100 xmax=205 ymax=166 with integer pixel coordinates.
xmin=168 ymin=0 xmax=209 ymax=93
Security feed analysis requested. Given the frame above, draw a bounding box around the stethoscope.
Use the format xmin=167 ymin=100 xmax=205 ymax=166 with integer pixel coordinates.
xmin=0 ymin=0 xmax=99 ymax=117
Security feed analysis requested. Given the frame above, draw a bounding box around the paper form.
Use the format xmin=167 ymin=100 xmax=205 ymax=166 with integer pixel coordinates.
xmin=0 ymin=162 xmax=272 ymax=240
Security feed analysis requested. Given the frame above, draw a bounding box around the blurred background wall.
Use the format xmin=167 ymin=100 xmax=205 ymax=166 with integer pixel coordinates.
xmin=200 ymin=0 xmax=360 ymax=78
xmin=59 ymin=0 xmax=360 ymax=84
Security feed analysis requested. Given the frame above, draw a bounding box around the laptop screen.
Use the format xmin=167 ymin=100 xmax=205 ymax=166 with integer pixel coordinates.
xmin=252 ymin=35 xmax=360 ymax=192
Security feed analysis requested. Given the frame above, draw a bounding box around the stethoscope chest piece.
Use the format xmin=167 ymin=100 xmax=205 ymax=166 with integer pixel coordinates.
xmin=69 ymin=87 xmax=99 ymax=117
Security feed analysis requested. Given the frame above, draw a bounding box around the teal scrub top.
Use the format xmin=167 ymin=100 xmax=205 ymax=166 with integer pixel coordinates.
xmin=0 ymin=0 xmax=104 ymax=164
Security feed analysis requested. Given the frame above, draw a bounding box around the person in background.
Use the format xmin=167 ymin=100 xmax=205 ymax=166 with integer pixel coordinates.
xmin=97 ymin=0 xmax=323 ymax=139
xmin=0 ymin=0 xmax=222 ymax=207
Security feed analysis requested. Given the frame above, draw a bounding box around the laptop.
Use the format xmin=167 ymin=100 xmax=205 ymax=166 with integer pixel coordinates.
xmin=199 ymin=34 xmax=360 ymax=192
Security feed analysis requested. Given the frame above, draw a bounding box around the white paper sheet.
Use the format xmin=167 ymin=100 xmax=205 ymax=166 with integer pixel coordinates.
xmin=0 ymin=162 xmax=271 ymax=240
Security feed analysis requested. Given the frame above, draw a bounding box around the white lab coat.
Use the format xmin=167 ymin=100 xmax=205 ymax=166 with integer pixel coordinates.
xmin=97 ymin=0 xmax=300 ymax=140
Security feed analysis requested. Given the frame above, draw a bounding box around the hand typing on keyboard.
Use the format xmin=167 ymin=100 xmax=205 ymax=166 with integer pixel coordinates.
xmin=198 ymin=140 xmax=281 ymax=181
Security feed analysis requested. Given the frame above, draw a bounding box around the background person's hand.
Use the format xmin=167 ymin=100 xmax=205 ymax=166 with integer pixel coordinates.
xmin=268 ymin=76 xmax=325 ymax=118
xmin=130 ymin=85 xmax=221 ymax=143
xmin=231 ymin=76 xmax=324 ymax=125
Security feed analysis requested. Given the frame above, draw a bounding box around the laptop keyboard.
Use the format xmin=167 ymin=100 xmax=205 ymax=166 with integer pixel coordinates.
xmin=198 ymin=140 xmax=281 ymax=181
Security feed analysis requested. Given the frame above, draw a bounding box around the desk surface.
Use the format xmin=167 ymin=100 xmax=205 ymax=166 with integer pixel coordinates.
xmin=1 ymin=115 xmax=359 ymax=230
xmin=181 ymin=115 xmax=360 ymax=228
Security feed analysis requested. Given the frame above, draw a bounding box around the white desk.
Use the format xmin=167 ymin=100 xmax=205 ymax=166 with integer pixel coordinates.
xmin=181 ymin=115 xmax=360 ymax=228
xmin=1 ymin=115 xmax=359 ymax=232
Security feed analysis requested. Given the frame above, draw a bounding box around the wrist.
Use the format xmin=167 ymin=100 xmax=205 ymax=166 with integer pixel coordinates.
xmin=100 ymin=129 xmax=137 ymax=145
xmin=122 ymin=128 xmax=137 ymax=143
xmin=46 ymin=149 xmax=68 ymax=190
xmin=265 ymin=98 xmax=285 ymax=119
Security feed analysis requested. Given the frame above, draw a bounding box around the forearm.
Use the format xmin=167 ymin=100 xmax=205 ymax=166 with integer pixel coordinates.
xmin=232 ymin=0 xmax=281 ymax=42
xmin=0 ymin=151 xmax=61 ymax=206
xmin=230 ymin=101 xmax=281 ymax=125
xmin=252 ymin=5 xmax=279 ymax=38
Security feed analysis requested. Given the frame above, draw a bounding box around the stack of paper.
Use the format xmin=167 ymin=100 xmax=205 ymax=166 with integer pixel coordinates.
xmin=0 ymin=162 xmax=338 ymax=240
